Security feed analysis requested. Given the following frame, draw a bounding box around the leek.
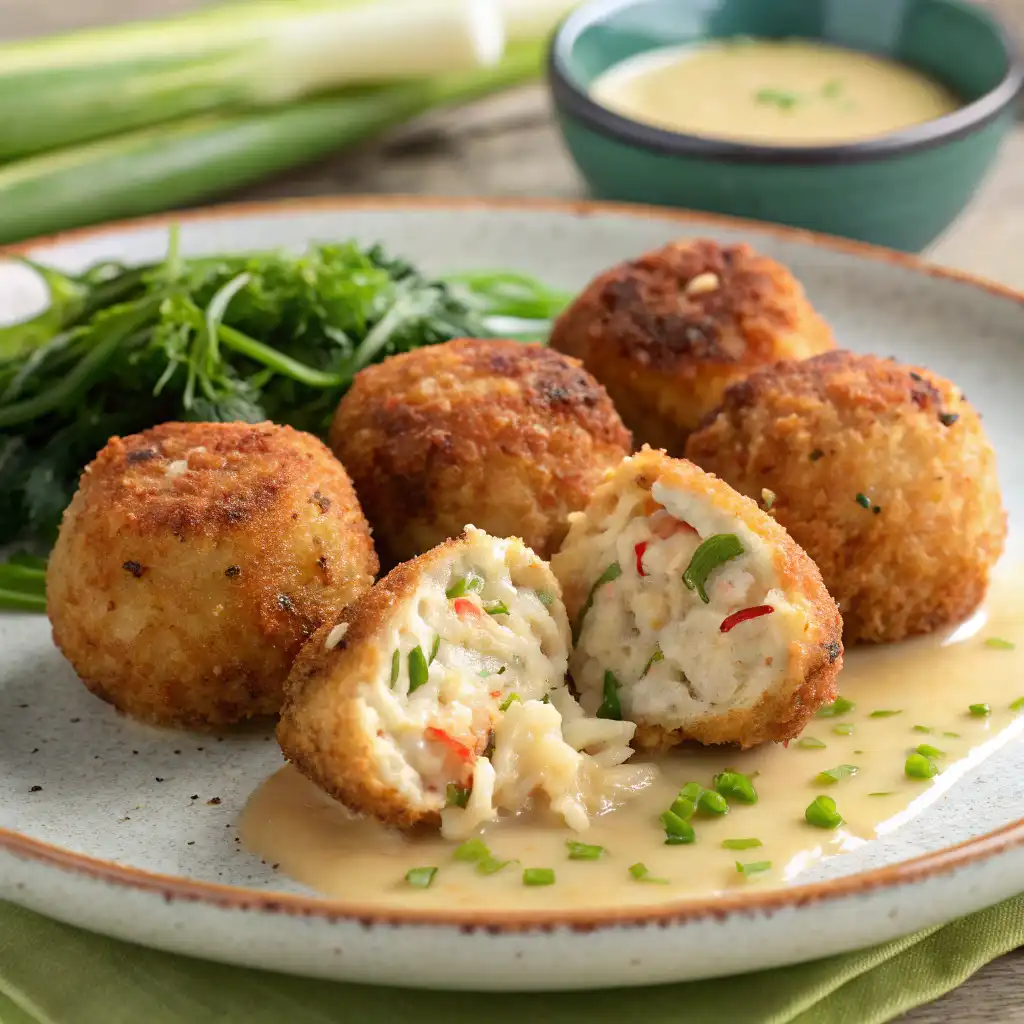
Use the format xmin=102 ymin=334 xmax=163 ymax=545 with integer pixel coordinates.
xmin=0 ymin=43 xmax=543 ymax=245
xmin=0 ymin=0 xmax=505 ymax=162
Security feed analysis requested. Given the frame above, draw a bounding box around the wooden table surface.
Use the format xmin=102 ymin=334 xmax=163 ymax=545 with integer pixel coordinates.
xmin=2 ymin=2 xmax=1023 ymax=1019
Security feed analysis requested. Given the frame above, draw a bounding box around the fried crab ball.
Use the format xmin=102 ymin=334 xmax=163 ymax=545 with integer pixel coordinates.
xmin=328 ymin=338 xmax=631 ymax=567
xmin=551 ymin=447 xmax=843 ymax=750
xmin=277 ymin=526 xmax=648 ymax=838
xmin=685 ymin=351 xmax=1007 ymax=644
xmin=47 ymin=422 xmax=378 ymax=728
xmin=549 ymin=239 xmax=836 ymax=455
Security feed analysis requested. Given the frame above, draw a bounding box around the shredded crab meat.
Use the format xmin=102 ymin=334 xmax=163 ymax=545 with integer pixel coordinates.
xmin=357 ymin=527 xmax=653 ymax=837
xmin=560 ymin=474 xmax=811 ymax=729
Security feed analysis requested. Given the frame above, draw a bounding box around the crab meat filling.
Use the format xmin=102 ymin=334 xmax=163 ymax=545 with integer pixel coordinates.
xmin=567 ymin=481 xmax=809 ymax=729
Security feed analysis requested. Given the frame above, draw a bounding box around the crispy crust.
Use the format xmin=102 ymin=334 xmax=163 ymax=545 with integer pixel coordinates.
xmin=685 ymin=351 xmax=1007 ymax=643
xmin=329 ymin=338 xmax=631 ymax=567
xmin=558 ymin=447 xmax=843 ymax=749
xmin=47 ymin=422 xmax=377 ymax=728
xmin=549 ymin=239 xmax=836 ymax=455
xmin=277 ymin=545 xmax=445 ymax=829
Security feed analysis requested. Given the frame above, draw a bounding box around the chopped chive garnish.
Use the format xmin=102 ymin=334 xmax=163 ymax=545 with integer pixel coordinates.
xmin=523 ymin=867 xmax=555 ymax=886
xmin=943 ymin=731 xmax=961 ymax=738
xmin=869 ymin=792 xmax=895 ymax=797
xmin=697 ymin=790 xmax=729 ymax=816
xmin=969 ymin=703 xmax=991 ymax=717
xmin=805 ymin=795 xmax=843 ymax=829
xmin=722 ymin=838 xmax=762 ymax=850
xmin=390 ymin=648 xmax=400 ymax=687
xmin=714 ymin=770 xmax=758 ymax=804
xmin=814 ymin=764 xmax=858 ymax=786
xmin=670 ymin=782 xmax=703 ymax=820
xmin=597 ymin=669 xmax=622 ymax=721
xmin=453 ymin=838 xmax=490 ymax=862
xmin=679 ymin=782 xmax=703 ymax=801
xmin=445 ymin=783 xmax=470 ymax=808
xmin=408 ymin=646 xmax=429 ymax=692
xmin=832 ymin=724 xmax=854 ymax=736
xmin=905 ymin=753 xmax=938 ymax=779
xmin=405 ymin=866 xmax=437 ymax=888
xmin=683 ymin=534 xmax=744 ymax=604
xmin=485 ymin=600 xmax=509 ymax=616
xmin=869 ymin=710 xmax=902 ymax=718
xmin=1010 ymin=697 xmax=1024 ymax=712
xmin=915 ymin=744 xmax=945 ymax=759
xmin=797 ymin=737 xmax=827 ymax=749
xmin=446 ymin=572 xmax=484 ymax=599
xmin=629 ymin=862 xmax=669 ymax=884
xmin=429 ymin=633 xmax=441 ymax=663
xmin=817 ymin=697 xmax=855 ymax=718
xmin=641 ymin=647 xmax=664 ymax=677
xmin=809 ymin=448 xmax=824 ymax=461
xmin=822 ymin=79 xmax=844 ymax=97
xmin=660 ymin=810 xmax=696 ymax=844
xmin=985 ymin=637 xmax=1015 ymax=650
xmin=499 ymin=693 xmax=521 ymax=712
xmin=855 ymin=493 xmax=871 ymax=509
xmin=573 ymin=562 xmax=621 ymax=641
xmin=735 ymin=860 xmax=771 ymax=877
xmin=477 ymin=855 xmax=514 ymax=876
xmin=670 ymin=797 xmax=696 ymax=821
xmin=913 ymin=725 xmax=934 ymax=734
xmin=535 ymin=589 xmax=555 ymax=606
xmin=566 ymin=840 xmax=605 ymax=860
xmin=755 ymin=87 xmax=800 ymax=109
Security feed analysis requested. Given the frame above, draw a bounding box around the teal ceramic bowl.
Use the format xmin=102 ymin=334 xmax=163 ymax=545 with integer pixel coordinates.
xmin=548 ymin=0 xmax=1023 ymax=250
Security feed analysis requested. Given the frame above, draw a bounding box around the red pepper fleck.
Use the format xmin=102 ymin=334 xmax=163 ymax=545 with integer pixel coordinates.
xmin=720 ymin=605 xmax=775 ymax=633
xmin=453 ymin=597 xmax=481 ymax=619
xmin=634 ymin=541 xmax=649 ymax=577
xmin=426 ymin=726 xmax=475 ymax=762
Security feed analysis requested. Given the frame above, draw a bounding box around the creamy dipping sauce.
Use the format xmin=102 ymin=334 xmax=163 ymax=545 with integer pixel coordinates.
xmin=242 ymin=575 xmax=1023 ymax=910
xmin=589 ymin=39 xmax=962 ymax=146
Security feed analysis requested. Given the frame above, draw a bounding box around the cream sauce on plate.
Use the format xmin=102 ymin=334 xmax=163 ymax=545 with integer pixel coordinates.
xmin=241 ymin=575 xmax=1024 ymax=910
xmin=589 ymin=39 xmax=962 ymax=146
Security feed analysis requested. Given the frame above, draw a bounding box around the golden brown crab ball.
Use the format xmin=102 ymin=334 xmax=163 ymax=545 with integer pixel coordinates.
xmin=549 ymin=239 xmax=836 ymax=455
xmin=328 ymin=338 xmax=632 ymax=567
xmin=47 ymin=421 xmax=378 ymax=728
xmin=551 ymin=447 xmax=843 ymax=751
xmin=685 ymin=351 xmax=1007 ymax=644
xmin=278 ymin=526 xmax=645 ymax=836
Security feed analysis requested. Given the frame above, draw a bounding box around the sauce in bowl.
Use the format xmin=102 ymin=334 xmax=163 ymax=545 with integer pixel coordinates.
xmin=589 ymin=39 xmax=962 ymax=146
xmin=242 ymin=573 xmax=1024 ymax=911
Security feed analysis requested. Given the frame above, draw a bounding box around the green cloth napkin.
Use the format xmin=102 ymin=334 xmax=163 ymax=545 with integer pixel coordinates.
xmin=1 ymin=896 xmax=1022 ymax=1024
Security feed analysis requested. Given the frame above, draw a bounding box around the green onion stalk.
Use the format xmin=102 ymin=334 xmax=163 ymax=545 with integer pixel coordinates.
xmin=0 ymin=0 xmax=509 ymax=162
xmin=0 ymin=42 xmax=544 ymax=244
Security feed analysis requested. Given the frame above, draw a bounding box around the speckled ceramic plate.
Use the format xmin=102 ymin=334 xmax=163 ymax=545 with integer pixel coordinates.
xmin=1 ymin=197 xmax=1023 ymax=992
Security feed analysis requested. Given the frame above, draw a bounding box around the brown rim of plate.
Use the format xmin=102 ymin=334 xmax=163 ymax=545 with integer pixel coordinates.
xmin=1 ymin=193 xmax=1021 ymax=932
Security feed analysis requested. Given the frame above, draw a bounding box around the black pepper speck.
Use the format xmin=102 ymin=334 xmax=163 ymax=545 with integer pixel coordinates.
xmin=191 ymin=795 xmax=199 ymax=800
xmin=29 ymin=785 xmax=42 ymax=793
xmin=278 ymin=593 xmax=296 ymax=613
xmin=939 ymin=412 xmax=959 ymax=427
xmin=70 ymin=717 xmax=80 ymax=723
xmin=155 ymin=777 xmax=164 ymax=783
xmin=187 ymin=841 xmax=195 ymax=846
xmin=224 ymin=565 xmax=241 ymax=578
xmin=122 ymin=560 xmax=145 ymax=578
xmin=208 ymin=797 xmax=222 ymax=806
xmin=873 ymin=506 xmax=882 ymax=515
xmin=809 ymin=449 xmax=824 ymax=461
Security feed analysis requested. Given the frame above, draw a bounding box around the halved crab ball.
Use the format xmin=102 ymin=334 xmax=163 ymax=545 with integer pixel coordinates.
xmin=551 ymin=448 xmax=843 ymax=750
xmin=277 ymin=526 xmax=644 ymax=836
